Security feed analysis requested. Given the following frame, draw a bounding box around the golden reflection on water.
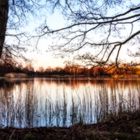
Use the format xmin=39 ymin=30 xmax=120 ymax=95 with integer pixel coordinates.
xmin=0 ymin=78 xmax=139 ymax=128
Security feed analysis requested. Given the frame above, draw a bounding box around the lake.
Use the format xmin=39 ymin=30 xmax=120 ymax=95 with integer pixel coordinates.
xmin=0 ymin=77 xmax=140 ymax=128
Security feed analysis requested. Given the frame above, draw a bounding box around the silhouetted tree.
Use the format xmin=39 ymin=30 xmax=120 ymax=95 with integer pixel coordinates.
xmin=1 ymin=0 xmax=140 ymax=67
xmin=0 ymin=0 xmax=8 ymax=58
xmin=42 ymin=0 xmax=140 ymax=66
xmin=0 ymin=0 xmax=42 ymax=59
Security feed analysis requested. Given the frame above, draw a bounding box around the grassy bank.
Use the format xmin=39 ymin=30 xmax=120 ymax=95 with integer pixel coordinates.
xmin=0 ymin=111 xmax=140 ymax=140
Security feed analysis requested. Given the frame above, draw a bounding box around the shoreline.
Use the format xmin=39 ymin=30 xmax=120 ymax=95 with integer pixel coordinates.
xmin=1 ymin=74 xmax=140 ymax=79
xmin=0 ymin=111 xmax=139 ymax=140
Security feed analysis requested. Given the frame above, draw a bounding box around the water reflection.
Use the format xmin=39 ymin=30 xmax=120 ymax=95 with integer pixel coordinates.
xmin=0 ymin=78 xmax=139 ymax=128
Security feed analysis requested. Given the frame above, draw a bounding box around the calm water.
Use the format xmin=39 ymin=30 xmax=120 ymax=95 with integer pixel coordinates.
xmin=0 ymin=78 xmax=140 ymax=128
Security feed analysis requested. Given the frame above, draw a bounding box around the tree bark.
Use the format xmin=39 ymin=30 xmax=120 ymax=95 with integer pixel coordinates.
xmin=0 ymin=0 xmax=9 ymax=58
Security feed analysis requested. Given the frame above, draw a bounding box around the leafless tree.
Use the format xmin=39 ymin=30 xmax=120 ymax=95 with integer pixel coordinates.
xmin=41 ymin=0 xmax=140 ymax=66
xmin=0 ymin=0 xmax=42 ymax=61
xmin=0 ymin=0 xmax=9 ymax=58
xmin=1 ymin=0 xmax=139 ymax=66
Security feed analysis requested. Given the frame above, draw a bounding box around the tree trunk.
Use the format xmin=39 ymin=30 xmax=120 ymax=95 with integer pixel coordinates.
xmin=0 ymin=0 xmax=9 ymax=58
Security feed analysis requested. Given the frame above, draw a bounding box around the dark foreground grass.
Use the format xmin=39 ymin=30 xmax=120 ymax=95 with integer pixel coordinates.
xmin=0 ymin=111 xmax=140 ymax=140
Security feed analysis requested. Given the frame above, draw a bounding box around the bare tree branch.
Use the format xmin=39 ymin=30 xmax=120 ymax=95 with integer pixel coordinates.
xmin=41 ymin=1 xmax=140 ymax=66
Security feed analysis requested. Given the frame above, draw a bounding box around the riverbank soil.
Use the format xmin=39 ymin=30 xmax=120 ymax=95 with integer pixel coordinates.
xmin=0 ymin=111 xmax=140 ymax=140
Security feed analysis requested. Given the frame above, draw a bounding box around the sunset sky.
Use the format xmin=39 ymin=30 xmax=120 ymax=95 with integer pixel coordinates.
xmin=7 ymin=0 xmax=140 ymax=69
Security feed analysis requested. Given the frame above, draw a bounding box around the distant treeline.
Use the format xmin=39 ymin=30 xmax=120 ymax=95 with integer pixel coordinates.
xmin=0 ymin=62 xmax=140 ymax=77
